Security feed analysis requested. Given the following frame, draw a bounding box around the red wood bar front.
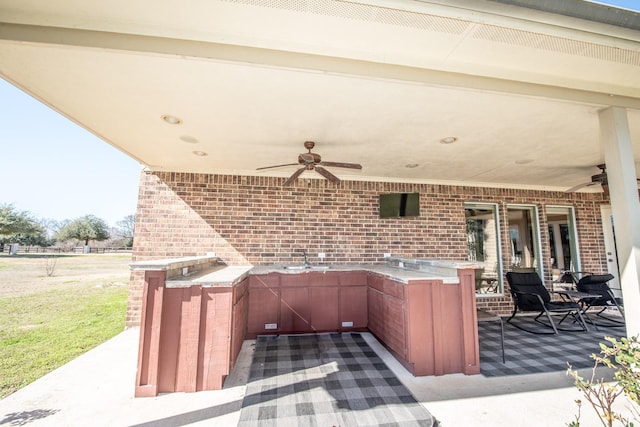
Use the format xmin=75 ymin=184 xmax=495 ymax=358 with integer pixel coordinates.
xmin=248 ymin=269 xmax=480 ymax=377
xmin=135 ymin=265 xmax=479 ymax=397
xmin=247 ymin=271 xmax=368 ymax=337
xmin=135 ymin=271 xmax=248 ymax=397
xmin=368 ymin=269 xmax=479 ymax=377
xmin=135 ymin=270 xmax=165 ymax=397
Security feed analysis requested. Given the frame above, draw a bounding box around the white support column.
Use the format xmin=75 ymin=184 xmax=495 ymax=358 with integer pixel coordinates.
xmin=600 ymin=106 xmax=640 ymax=337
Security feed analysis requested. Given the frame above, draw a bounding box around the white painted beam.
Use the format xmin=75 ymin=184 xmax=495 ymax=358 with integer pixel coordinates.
xmin=2 ymin=22 xmax=640 ymax=110
xmin=600 ymin=106 xmax=640 ymax=337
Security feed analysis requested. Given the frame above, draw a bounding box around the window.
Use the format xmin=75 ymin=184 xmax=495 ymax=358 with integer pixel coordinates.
xmin=465 ymin=203 xmax=502 ymax=295
xmin=547 ymin=206 xmax=580 ymax=281
xmin=507 ymin=205 xmax=543 ymax=275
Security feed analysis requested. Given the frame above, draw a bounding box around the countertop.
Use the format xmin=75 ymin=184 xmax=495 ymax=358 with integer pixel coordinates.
xmin=130 ymin=255 xmax=219 ymax=271
xmin=249 ymin=264 xmax=461 ymax=284
xmin=165 ymin=265 xmax=254 ymax=288
xmin=162 ymin=261 xmax=468 ymax=288
xmin=133 ymin=256 xmax=476 ymax=288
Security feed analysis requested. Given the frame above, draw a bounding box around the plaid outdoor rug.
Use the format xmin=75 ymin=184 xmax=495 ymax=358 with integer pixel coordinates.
xmin=478 ymin=317 xmax=626 ymax=377
xmin=238 ymin=333 xmax=435 ymax=427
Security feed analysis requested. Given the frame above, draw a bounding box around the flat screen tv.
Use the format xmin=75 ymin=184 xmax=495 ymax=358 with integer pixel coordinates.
xmin=379 ymin=193 xmax=420 ymax=218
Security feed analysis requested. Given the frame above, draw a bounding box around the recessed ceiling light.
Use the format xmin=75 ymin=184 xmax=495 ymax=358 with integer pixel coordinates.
xmin=440 ymin=137 xmax=457 ymax=144
xmin=192 ymin=151 xmax=208 ymax=156
xmin=180 ymin=135 xmax=198 ymax=144
xmin=161 ymin=114 xmax=182 ymax=125
xmin=515 ymin=159 xmax=534 ymax=165
xmin=405 ymin=163 xmax=419 ymax=168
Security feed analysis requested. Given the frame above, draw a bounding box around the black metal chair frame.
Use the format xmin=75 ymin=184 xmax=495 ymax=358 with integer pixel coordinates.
xmin=506 ymin=272 xmax=589 ymax=335
xmin=555 ymin=270 xmax=593 ymax=289
xmin=576 ymin=274 xmax=625 ymax=328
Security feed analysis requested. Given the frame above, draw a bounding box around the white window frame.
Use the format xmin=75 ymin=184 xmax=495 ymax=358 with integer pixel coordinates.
xmin=546 ymin=205 xmax=581 ymax=274
xmin=506 ymin=204 xmax=544 ymax=278
xmin=464 ymin=202 xmax=504 ymax=296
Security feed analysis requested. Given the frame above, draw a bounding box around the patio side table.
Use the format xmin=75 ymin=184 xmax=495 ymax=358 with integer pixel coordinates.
xmin=477 ymin=309 xmax=505 ymax=363
xmin=554 ymin=289 xmax=603 ymax=332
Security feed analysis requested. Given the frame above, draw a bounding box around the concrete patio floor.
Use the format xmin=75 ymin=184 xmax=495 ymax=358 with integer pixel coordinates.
xmin=0 ymin=327 xmax=633 ymax=427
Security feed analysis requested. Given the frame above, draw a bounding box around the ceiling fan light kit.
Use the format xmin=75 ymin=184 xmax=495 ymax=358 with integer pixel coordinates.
xmin=257 ymin=141 xmax=362 ymax=186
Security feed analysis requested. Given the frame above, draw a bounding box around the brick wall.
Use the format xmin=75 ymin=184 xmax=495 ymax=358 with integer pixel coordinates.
xmin=126 ymin=170 xmax=608 ymax=325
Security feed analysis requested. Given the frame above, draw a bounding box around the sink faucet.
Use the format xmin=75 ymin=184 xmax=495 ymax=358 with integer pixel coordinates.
xmin=303 ymin=250 xmax=310 ymax=267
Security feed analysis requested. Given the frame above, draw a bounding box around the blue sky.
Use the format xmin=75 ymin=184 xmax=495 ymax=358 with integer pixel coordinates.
xmin=590 ymin=0 xmax=640 ymax=10
xmin=0 ymin=0 xmax=637 ymax=228
xmin=0 ymin=79 xmax=141 ymax=227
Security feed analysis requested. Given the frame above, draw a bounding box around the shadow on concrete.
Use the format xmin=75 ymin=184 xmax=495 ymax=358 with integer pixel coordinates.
xmin=129 ymin=400 xmax=243 ymax=427
xmin=0 ymin=409 xmax=59 ymax=426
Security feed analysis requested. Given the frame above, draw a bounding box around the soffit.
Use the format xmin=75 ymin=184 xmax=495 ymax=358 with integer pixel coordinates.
xmin=0 ymin=0 xmax=639 ymax=190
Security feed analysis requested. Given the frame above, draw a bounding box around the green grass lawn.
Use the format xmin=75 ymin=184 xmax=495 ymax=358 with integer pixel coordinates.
xmin=0 ymin=254 xmax=129 ymax=399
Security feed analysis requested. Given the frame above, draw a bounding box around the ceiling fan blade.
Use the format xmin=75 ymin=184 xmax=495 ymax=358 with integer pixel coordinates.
xmin=565 ymin=182 xmax=597 ymax=193
xmin=257 ymin=163 xmax=300 ymax=171
xmin=315 ymin=166 xmax=341 ymax=184
xmin=319 ymin=161 xmax=362 ymax=170
xmin=283 ymin=167 xmax=306 ymax=186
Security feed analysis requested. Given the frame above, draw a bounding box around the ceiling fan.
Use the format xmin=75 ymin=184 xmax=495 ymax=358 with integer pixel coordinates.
xmin=565 ymin=163 xmax=640 ymax=194
xmin=565 ymin=164 xmax=608 ymax=193
xmin=257 ymin=141 xmax=363 ymax=186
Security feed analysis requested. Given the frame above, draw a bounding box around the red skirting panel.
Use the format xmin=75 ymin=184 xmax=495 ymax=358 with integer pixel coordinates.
xmin=135 ymin=272 xmax=248 ymax=397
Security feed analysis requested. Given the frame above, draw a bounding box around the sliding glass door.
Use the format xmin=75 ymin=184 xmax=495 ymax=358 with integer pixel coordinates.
xmin=465 ymin=203 xmax=502 ymax=295
xmin=506 ymin=205 xmax=543 ymax=275
xmin=546 ymin=206 xmax=580 ymax=281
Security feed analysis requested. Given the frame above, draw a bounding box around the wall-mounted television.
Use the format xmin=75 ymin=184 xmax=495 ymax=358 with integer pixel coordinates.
xmin=379 ymin=193 xmax=420 ymax=218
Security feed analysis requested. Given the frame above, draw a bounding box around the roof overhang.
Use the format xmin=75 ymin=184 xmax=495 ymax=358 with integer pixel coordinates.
xmin=1 ymin=0 xmax=639 ymax=191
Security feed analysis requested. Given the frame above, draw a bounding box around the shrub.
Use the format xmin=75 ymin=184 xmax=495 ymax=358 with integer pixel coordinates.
xmin=568 ymin=336 xmax=640 ymax=427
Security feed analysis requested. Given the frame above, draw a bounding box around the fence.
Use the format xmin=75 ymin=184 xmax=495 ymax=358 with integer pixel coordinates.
xmin=73 ymin=247 xmax=132 ymax=254
xmin=1 ymin=245 xmax=131 ymax=254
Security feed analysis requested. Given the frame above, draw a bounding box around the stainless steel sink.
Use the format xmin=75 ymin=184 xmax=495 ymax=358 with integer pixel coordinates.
xmin=283 ymin=265 xmax=331 ymax=270
xmin=283 ymin=265 xmax=308 ymax=270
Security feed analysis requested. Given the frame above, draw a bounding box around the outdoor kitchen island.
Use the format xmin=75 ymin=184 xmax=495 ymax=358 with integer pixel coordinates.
xmin=133 ymin=256 xmax=481 ymax=397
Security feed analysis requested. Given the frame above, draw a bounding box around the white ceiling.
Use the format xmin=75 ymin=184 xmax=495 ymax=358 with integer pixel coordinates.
xmin=1 ymin=0 xmax=639 ymax=191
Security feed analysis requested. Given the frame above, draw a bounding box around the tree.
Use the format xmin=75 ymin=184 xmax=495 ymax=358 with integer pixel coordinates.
xmin=4 ymin=231 xmax=52 ymax=247
xmin=116 ymin=214 xmax=135 ymax=248
xmin=0 ymin=204 xmax=43 ymax=250
xmin=0 ymin=204 xmax=41 ymax=236
xmin=38 ymin=218 xmax=62 ymax=240
xmin=56 ymin=215 xmax=110 ymax=245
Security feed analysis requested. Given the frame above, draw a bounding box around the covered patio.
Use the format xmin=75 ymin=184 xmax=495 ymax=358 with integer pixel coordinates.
xmin=1 ymin=0 xmax=639 ymax=326
xmin=1 ymin=0 xmax=640 ymax=422
xmin=478 ymin=317 xmax=625 ymax=376
xmin=0 ymin=324 xmax=630 ymax=426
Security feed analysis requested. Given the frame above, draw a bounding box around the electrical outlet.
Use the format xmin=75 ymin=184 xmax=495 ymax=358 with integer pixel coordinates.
xmin=318 ymin=253 xmax=326 ymax=259
xmin=342 ymin=321 xmax=354 ymax=327
xmin=264 ymin=323 xmax=277 ymax=330
xmin=384 ymin=253 xmax=391 ymax=258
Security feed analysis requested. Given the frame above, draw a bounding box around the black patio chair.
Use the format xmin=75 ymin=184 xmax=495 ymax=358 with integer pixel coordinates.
xmin=506 ymin=272 xmax=588 ymax=334
xmin=576 ymin=273 xmax=624 ymax=327
xmin=557 ymin=271 xmax=594 ymax=288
